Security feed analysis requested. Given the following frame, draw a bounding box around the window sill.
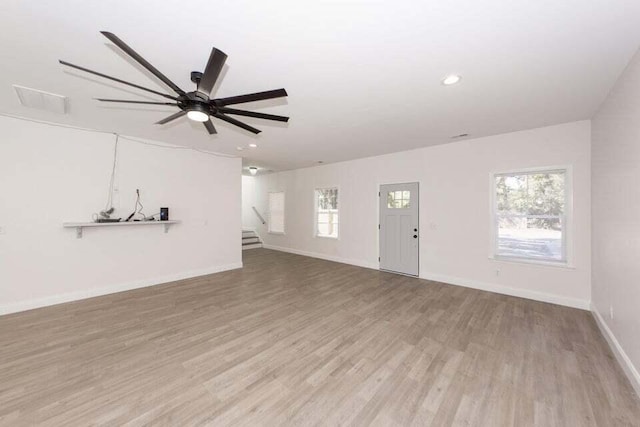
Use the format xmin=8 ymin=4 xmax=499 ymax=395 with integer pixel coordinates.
xmin=315 ymin=235 xmax=339 ymax=240
xmin=489 ymin=256 xmax=575 ymax=270
xmin=268 ymin=231 xmax=285 ymax=236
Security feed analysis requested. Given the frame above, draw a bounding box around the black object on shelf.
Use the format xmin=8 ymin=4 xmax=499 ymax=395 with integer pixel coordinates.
xmin=96 ymin=218 xmax=121 ymax=223
xmin=160 ymin=207 xmax=169 ymax=221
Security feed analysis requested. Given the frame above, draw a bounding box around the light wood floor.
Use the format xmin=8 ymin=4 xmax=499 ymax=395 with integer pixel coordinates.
xmin=1 ymin=249 xmax=639 ymax=426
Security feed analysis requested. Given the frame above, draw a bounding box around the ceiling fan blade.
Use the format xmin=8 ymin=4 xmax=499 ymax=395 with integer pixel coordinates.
xmin=59 ymin=60 xmax=177 ymax=101
xmin=101 ymin=31 xmax=185 ymax=96
xmin=203 ymin=119 xmax=217 ymax=134
xmin=213 ymin=88 xmax=288 ymax=107
xmin=197 ymin=48 xmax=228 ymax=96
xmin=218 ymin=107 xmax=289 ymax=122
xmin=155 ymin=110 xmax=186 ymax=125
xmin=96 ymin=98 xmax=177 ymax=105
xmin=213 ymin=113 xmax=261 ymax=134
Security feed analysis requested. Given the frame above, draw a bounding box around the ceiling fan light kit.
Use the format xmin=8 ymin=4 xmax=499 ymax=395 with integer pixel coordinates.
xmin=60 ymin=31 xmax=289 ymax=135
xmin=186 ymin=104 xmax=210 ymax=122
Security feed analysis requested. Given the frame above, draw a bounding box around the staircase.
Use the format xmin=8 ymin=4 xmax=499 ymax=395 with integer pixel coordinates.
xmin=242 ymin=229 xmax=263 ymax=250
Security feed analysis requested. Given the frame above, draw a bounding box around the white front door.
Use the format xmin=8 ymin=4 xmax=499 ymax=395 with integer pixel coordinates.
xmin=379 ymin=182 xmax=419 ymax=276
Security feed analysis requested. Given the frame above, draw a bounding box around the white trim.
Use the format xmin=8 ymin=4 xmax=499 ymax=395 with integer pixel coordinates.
xmin=489 ymin=165 xmax=573 ymax=265
xmin=376 ymin=179 xmax=423 ymax=267
xmin=314 ymin=186 xmax=340 ymax=240
xmin=591 ymin=303 xmax=640 ymax=397
xmin=0 ymin=262 xmax=243 ymax=316
xmin=489 ymin=256 xmax=576 ymax=269
xmin=420 ymin=271 xmax=590 ymax=310
xmin=492 ymin=164 xmax=572 ymax=176
xmin=263 ymin=244 xmax=378 ymax=270
xmin=261 ymin=245 xmax=587 ymax=310
xmin=378 ymin=181 xmax=421 ymax=276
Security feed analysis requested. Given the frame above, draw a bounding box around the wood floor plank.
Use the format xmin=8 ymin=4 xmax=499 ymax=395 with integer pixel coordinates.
xmin=1 ymin=248 xmax=639 ymax=426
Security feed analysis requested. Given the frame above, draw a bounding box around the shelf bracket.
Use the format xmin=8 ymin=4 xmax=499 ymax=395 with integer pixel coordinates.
xmin=75 ymin=226 xmax=83 ymax=239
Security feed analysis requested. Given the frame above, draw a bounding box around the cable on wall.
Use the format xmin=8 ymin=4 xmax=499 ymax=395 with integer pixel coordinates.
xmin=104 ymin=134 xmax=119 ymax=212
xmin=134 ymin=189 xmax=145 ymax=219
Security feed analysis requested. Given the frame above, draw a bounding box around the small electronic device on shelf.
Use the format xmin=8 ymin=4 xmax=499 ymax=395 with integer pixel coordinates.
xmin=95 ymin=218 xmax=121 ymax=223
xmin=160 ymin=207 xmax=169 ymax=221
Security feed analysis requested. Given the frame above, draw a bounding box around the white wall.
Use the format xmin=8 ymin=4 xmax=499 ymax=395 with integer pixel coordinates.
xmin=592 ymin=48 xmax=640 ymax=394
xmin=242 ymin=175 xmax=258 ymax=230
xmin=251 ymin=121 xmax=591 ymax=309
xmin=0 ymin=116 xmax=242 ymax=314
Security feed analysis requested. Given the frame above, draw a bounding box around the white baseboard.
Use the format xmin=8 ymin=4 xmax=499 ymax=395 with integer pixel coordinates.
xmin=263 ymin=244 xmax=379 ymax=270
xmin=262 ymin=245 xmax=589 ymax=310
xmin=0 ymin=262 xmax=243 ymax=316
xmin=420 ymin=272 xmax=591 ymax=310
xmin=591 ymin=304 xmax=640 ymax=397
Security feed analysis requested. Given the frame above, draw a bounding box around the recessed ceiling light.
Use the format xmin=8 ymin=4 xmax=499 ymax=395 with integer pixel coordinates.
xmin=236 ymin=146 xmax=244 ymax=151
xmin=442 ymin=74 xmax=462 ymax=86
xmin=249 ymin=167 xmax=258 ymax=175
xmin=249 ymin=143 xmax=258 ymax=148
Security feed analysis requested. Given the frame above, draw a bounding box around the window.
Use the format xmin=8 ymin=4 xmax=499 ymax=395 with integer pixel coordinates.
xmin=493 ymin=169 xmax=568 ymax=263
xmin=387 ymin=190 xmax=411 ymax=209
xmin=315 ymin=188 xmax=339 ymax=238
xmin=268 ymin=192 xmax=285 ymax=234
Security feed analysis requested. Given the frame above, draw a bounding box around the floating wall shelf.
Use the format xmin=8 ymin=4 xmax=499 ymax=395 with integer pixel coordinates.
xmin=63 ymin=220 xmax=180 ymax=239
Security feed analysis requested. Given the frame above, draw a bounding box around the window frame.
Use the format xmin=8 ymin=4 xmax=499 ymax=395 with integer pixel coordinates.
xmin=267 ymin=191 xmax=286 ymax=235
xmin=314 ymin=186 xmax=340 ymax=240
xmin=489 ymin=165 xmax=573 ymax=267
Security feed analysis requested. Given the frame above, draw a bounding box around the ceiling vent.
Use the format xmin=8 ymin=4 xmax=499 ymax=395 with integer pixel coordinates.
xmin=13 ymin=85 xmax=68 ymax=114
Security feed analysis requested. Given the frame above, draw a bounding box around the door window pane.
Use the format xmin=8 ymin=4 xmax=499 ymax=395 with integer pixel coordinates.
xmin=387 ymin=190 xmax=410 ymax=208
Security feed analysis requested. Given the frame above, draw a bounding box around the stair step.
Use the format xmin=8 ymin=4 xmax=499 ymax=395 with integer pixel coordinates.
xmin=242 ymin=243 xmax=263 ymax=250
xmin=242 ymin=237 xmax=260 ymax=244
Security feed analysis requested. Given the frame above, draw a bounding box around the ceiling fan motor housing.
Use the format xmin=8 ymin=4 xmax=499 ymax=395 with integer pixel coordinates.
xmin=190 ymin=71 xmax=203 ymax=84
xmin=178 ymin=91 xmax=217 ymax=114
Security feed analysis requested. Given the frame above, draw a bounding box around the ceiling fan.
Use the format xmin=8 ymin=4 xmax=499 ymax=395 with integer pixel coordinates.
xmin=59 ymin=31 xmax=289 ymax=135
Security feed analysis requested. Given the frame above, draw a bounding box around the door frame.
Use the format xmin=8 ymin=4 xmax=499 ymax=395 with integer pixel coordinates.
xmin=377 ymin=181 xmax=420 ymax=277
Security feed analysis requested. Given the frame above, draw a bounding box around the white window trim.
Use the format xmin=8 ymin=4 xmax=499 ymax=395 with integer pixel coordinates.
xmin=267 ymin=191 xmax=286 ymax=235
xmin=488 ymin=165 xmax=574 ymax=268
xmin=314 ymin=186 xmax=340 ymax=240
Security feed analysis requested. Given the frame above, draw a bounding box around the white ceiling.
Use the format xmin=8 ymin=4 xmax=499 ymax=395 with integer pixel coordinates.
xmin=1 ymin=0 xmax=639 ymax=173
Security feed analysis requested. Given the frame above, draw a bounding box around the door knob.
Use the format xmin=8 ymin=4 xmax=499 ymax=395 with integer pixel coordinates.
xmin=414 ymin=228 xmax=418 ymax=232
xmin=413 ymin=235 xmax=417 ymax=238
